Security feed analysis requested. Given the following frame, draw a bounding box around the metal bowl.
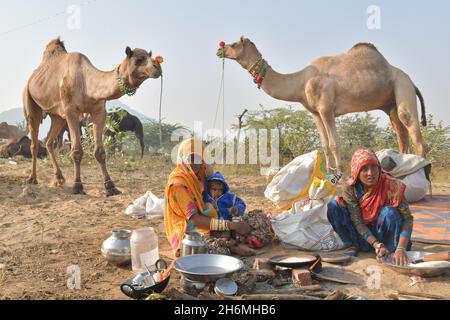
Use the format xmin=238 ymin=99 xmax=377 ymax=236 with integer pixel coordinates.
xmin=382 ymin=251 xmax=450 ymax=277
xmin=174 ymin=254 xmax=244 ymax=282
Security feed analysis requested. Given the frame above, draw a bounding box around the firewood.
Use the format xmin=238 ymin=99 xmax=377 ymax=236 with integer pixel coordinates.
xmin=225 ymin=294 xmax=323 ymax=301
xmin=325 ymin=290 xmax=347 ymax=300
xmin=166 ymin=288 xmax=198 ymax=300
xmin=253 ymin=285 xmax=323 ymax=295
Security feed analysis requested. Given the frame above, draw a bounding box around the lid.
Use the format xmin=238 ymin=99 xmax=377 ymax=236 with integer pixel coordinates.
xmin=112 ymin=230 xmax=132 ymax=239
xmin=214 ymin=278 xmax=238 ymax=296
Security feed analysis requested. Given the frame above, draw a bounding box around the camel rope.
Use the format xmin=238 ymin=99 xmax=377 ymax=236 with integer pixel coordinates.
xmin=213 ymin=50 xmax=226 ymax=135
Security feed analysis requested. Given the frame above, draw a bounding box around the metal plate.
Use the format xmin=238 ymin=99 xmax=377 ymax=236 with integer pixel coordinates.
xmin=174 ymin=254 xmax=244 ymax=282
xmin=268 ymin=255 xmax=317 ymax=268
xmin=382 ymin=251 xmax=450 ymax=277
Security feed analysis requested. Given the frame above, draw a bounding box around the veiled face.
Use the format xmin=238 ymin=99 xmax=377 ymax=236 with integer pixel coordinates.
xmin=187 ymin=153 xmax=204 ymax=179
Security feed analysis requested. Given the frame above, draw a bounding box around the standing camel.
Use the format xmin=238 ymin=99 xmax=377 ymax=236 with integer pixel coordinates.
xmin=105 ymin=110 xmax=146 ymax=159
xmin=219 ymin=37 xmax=427 ymax=173
xmin=24 ymin=38 xmax=162 ymax=196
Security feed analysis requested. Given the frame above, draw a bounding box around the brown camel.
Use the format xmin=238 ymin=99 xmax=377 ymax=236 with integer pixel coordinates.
xmin=0 ymin=122 xmax=28 ymax=142
xmin=24 ymin=38 xmax=162 ymax=196
xmin=219 ymin=37 xmax=427 ymax=173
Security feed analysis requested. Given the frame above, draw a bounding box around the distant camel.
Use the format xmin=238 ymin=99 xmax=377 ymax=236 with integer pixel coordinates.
xmin=24 ymin=38 xmax=162 ymax=196
xmin=0 ymin=122 xmax=28 ymax=142
xmin=219 ymin=37 xmax=427 ymax=173
xmin=55 ymin=111 xmax=145 ymax=158
xmin=0 ymin=136 xmax=47 ymax=159
xmin=105 ymin=110 xmax=145 ymax=158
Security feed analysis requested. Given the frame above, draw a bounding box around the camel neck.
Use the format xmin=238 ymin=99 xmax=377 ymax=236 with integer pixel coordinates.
xmin=88 ymin=69 xmax=125 ymax=101
xmin=259 ymin=63 xmax=309 ymax=104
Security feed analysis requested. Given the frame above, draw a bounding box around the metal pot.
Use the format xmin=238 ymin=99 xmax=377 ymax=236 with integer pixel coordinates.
xmin=101 ymin=230 xmax=132 ymax=266
xmin=181 ymin=232 xmax=206 ymax=257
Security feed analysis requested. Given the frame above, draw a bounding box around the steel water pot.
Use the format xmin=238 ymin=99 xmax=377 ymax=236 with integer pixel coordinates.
xmin=181 ymin=232 xmax=206 ymax=257
xmin=101 ymin=230 xmax=132 ymax=266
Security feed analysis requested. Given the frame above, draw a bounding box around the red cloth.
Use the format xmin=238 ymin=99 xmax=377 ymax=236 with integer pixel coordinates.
xmin=348 ymin=149 xmax=406 ymax=224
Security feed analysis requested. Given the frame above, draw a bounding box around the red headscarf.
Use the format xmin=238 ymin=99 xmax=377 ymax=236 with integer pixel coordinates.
xmin=348 ymin=149 xmax=406 ymax=224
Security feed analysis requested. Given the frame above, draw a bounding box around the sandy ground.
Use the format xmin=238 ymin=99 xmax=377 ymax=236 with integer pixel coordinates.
xmin=0 ymin=155 xmax=448 ymax=300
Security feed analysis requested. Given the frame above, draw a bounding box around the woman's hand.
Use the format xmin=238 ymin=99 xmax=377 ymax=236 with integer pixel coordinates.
xmin=392 ymin=249 xmax=409 ymax=266
xmin=229 ymin=221 xmax=252 ymax=236
xmin=374 ymin=242 xmax=390 ymax=263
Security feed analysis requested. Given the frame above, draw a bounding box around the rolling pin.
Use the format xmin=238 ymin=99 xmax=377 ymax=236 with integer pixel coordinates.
xmin=412 ymin=251 xmax=450 ymax=264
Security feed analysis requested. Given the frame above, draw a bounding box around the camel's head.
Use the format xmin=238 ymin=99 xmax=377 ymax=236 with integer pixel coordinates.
xmin=217 ymin=36 xmax=261 ymax=66
xmin=120 ymin=47 xmax=162 ymax=87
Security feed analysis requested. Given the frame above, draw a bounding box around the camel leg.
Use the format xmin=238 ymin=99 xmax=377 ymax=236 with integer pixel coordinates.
xmin=319 ymin=111 xmax=343 ymax=174
xmin=46 ymin=115 xmax=66 ymax=186
xmin=312 ymin=113 xmax=332 ymax=171
xmin=395 ymin=81 xmax=426 ymax=157
xmin=66 ymin=111 xmax=85 ymax=195
xmin=91 ymin=110 xmax=122 ymax=197
xmin=388 ymin=108 xmax=410 ymax=154
xmin=23 ymin=88 xmax=42 ymax=185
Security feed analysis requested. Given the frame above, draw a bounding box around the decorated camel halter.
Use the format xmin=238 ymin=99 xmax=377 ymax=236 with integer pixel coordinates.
xmin=114 ymin=55 xmax=164 ymax=97
xmin=115 ymin=64 xmax=138 ymax=96
xmin=248 ymin=57 xmax=268 ymax=89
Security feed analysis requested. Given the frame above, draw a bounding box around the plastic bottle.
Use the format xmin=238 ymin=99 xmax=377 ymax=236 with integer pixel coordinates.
xmin=131 ymin=227 xmax=159 ymax=274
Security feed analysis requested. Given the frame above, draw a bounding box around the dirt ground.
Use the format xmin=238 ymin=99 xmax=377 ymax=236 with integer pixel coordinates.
xmin=0 ymin=155 xmax=449 ymax=300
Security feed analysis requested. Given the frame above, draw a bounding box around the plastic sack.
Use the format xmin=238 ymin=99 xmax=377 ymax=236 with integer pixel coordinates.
xmin=271 ymin=201 xmax=345 ymax=251
xmin=400 ymin=168 xmax=430 ymax=203
xmin=125 ymin=191 xmax=165 ymax=220
xmin=265 ymin=150 xmax=324 ymax=210
xmin=376 ymin=149 xmax=430 ymax=178
xmin=271 ymin=172 xmax=344 ymax=251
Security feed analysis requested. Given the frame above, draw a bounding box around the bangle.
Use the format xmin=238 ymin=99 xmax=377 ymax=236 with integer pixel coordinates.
xmin=210 ymin=219 xmax=230 ymax=232
xmin=396 ymin=247 xmax=407 ymax=252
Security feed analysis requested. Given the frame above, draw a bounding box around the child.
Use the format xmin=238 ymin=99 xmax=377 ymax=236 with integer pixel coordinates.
xmin=203 ymin=172 xmax=246 ymax=221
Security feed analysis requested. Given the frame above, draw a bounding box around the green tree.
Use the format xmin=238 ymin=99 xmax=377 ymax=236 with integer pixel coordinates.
xmin=143 ymin=120 xmax=188 ymax=153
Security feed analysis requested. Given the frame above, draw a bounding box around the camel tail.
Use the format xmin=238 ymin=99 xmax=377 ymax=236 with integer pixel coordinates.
xmin=415 ymin=86 xmax=427 ymax=127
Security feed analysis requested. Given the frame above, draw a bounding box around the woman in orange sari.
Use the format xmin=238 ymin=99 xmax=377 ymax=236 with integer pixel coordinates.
xmin=327 ymin=149 xmax=413 ymax=266
xmin=164 ymin=138 xmax=252 ymax=257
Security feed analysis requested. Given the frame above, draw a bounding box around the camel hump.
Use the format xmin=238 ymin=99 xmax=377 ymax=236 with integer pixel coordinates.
xmin=43 ymin=37 xmax=68 ymax=60
xmin=350 ymin=42 xmax=379 ymax=52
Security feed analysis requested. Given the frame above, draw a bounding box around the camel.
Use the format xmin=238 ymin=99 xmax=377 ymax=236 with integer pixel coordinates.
xmin=24 ymin=38 xmax=162 ymax=196
xmin=0 ymin=136 xmax=47 ymax=159
xmin=0 ymin=122 xmax=28 ymax=142
xmin=105 ymin=110 xmax=146 ymax=158
xmin=218 ymin=37 xmax=427 ymax=173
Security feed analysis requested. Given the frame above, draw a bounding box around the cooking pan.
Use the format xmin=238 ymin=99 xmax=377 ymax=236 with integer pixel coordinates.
xmin=382 ymin=251 xmax=450 ymax=277
xmin=174 ymin=254 xmax=244 ymax=282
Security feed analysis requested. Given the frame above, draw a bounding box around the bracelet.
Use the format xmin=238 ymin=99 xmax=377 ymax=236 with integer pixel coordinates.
xmin=210 ymin=219 xmax=230 ymax=232
xmin=396 ymin=247 xmax=407 ymax=252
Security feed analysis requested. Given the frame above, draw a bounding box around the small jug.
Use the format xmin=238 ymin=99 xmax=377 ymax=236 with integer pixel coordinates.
xmin=181 ymin=232 xmax=206 ymax=257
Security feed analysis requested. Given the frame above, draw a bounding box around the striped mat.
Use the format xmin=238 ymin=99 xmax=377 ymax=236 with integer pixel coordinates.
xmin=410 ymin=195 xmax=450 ymax=245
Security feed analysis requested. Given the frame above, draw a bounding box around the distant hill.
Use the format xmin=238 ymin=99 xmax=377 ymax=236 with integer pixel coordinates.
xmin=0 ymin=100 xmax=154 ymax=139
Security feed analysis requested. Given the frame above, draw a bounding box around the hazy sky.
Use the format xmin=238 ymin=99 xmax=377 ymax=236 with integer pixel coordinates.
xmin=0 ymin=0 xmax=449 ymax=132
